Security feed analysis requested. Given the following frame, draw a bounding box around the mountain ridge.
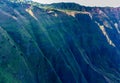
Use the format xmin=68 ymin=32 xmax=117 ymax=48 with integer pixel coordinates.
xmin=0 ymin=1 xmax=120 ymax=83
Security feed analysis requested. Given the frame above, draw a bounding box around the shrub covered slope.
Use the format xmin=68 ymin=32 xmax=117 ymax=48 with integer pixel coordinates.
xmin=0 ymin=1 xmax=120 ymax=83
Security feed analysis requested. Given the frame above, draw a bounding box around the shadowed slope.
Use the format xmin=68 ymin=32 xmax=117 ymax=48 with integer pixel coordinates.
xmin=0 ymin=1 xmax=120 ymax=83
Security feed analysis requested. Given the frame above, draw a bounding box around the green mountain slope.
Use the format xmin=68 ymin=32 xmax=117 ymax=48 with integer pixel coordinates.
xmin=0 ymin=1 xmax=120 ymax=83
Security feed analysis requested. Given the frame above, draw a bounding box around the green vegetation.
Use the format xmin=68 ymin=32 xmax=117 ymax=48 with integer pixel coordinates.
xmin=0 ymin=0 xmax=120 ymax=83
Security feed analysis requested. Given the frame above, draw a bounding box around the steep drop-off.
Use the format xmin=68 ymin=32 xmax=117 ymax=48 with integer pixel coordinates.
xmin=0 ymin=1 xmax=120 ymax=83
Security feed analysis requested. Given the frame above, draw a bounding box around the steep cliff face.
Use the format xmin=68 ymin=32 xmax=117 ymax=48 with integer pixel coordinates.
xmin=0 ymin=1 xmax=120 ymax=83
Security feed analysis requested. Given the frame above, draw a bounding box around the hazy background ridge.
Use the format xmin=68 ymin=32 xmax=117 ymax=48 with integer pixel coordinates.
xmin=33 ymin=0 xmax=120 ymax=7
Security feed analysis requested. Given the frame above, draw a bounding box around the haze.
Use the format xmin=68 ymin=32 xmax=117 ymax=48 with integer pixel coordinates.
xmin=33 ymin=0 xmax=120 ymax=7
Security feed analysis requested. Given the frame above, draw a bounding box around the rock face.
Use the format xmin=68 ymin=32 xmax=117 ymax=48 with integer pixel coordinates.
xmin=0 ymin=1 xmax=120 ymax=83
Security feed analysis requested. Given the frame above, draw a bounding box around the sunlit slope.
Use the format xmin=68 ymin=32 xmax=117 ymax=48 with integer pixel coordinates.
xmin=0 ymin=1 xmax=120 ymax=83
